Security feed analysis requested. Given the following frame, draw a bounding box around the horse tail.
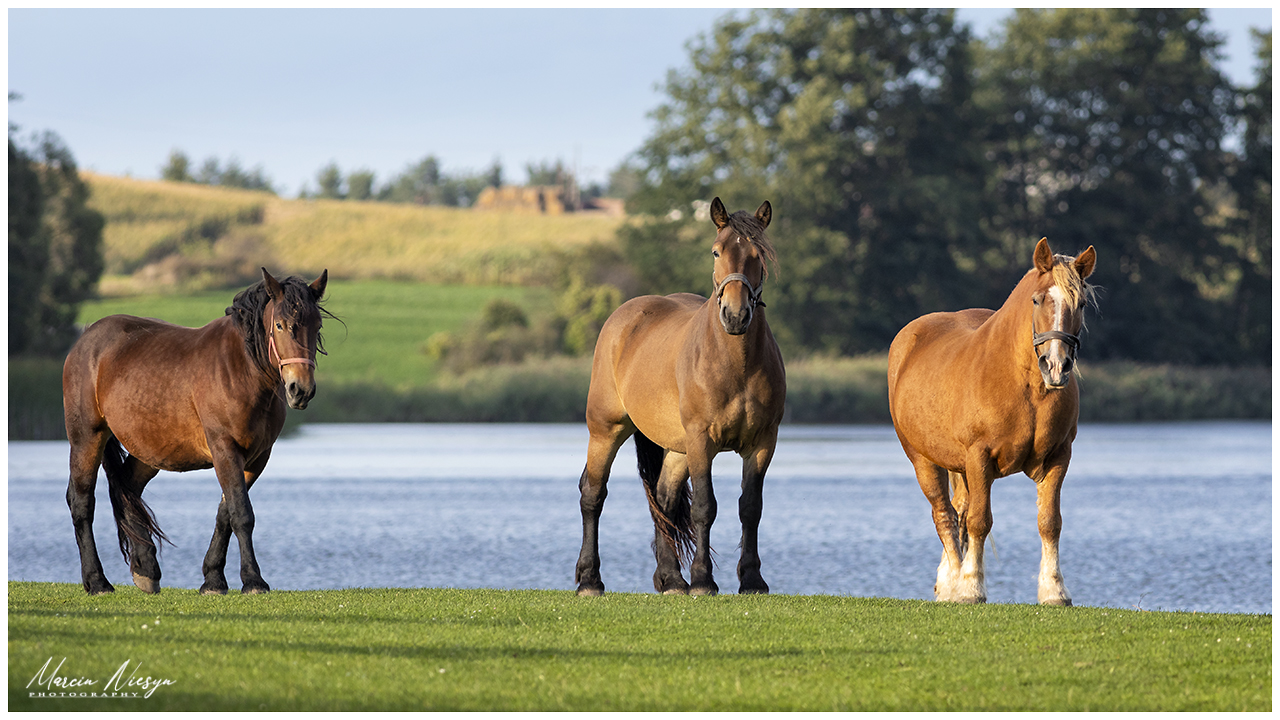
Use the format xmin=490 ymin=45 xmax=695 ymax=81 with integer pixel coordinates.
xmin=635 ymin=431 xmax=694 ymax=565
xmin=102 ymin=435 xmax=168 ymax=562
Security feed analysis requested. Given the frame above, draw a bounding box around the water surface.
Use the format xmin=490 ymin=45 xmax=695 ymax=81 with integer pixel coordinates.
xmin=8 ymin=422 xmax=1270 ymax=613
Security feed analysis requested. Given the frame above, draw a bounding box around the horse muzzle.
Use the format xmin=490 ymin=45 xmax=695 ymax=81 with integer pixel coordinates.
xmin=720 ymin=304 xmax=752 ymax=335
xmin=281 ymin=367 xmax=316 ymax=410
xmin=1034 ymin=330 xmax=1079 ymax=389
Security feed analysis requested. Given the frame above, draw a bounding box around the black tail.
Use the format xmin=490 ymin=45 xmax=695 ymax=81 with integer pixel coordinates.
xmin=102 ymin=435 xmax=169 ymax=562
xmin=635 ymin=431 xmax=694 ymax=566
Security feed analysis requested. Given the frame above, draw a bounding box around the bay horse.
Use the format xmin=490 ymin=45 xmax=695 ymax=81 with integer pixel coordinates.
xmin=62 ymin=268 xmax=329 ymax=595
xmin=575 ymin=197 xmax=786 ymax=596
xmin=888 ymin=238 xmax=1096 ymax=605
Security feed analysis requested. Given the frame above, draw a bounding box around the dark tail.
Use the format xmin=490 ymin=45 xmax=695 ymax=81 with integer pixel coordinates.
xmin=102 ymin=435 xmax=168 ymax=562
xmin=635 ymin=431 xmax=694 ymax=566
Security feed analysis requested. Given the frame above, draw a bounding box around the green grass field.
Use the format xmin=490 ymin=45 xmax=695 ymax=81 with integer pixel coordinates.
xmin=8 ymin=582 xmax=1269 ymax=711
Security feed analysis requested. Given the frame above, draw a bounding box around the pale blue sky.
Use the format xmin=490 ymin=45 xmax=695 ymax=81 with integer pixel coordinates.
xmin=8 ymin=8 xmax=1271 ymax=196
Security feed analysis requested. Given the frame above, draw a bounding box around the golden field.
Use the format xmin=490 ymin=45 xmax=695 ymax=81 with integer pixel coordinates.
xmin=84 ymin=173 xmax=629 ymax=293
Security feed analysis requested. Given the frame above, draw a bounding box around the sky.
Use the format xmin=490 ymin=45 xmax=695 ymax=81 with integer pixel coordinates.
xmin=7 ymin=8 xmax=1272 ymax=197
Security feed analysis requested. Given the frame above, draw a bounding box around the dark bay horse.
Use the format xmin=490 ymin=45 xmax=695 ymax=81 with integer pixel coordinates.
xmin=888 ymin=238 xmax=1096 ymax=605
xmin=62 ymin=268 xmax=329 ymax=595
xmin=575 ymin=198 xmax=786 ymax=596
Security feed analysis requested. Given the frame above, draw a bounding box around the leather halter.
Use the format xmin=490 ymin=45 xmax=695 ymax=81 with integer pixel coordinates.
xmin=714 ymin=272 xmax=766 ymax=308
xmin=267 ymin=305 xmax=316 ymax=371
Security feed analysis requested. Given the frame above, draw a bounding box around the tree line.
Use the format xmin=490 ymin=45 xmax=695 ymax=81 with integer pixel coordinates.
xmin=161 ymin=151 xmax=619 ymax=209
xmin=621 ymin=8 xmax=1270 ymax=366
xmin=9 ymin=101 xmax=104 ymax=356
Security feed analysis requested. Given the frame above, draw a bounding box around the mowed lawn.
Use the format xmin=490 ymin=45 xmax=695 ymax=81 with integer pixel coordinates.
xmin=77 ymin=280 xmax=552 ymax=387
xmin=9 ymin=583 xmax=1270 ymax=711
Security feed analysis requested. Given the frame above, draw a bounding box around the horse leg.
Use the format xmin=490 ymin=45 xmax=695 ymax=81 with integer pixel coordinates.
xmin=949 ymin=471 xmax=969 ymax=559
xmin=1035 ymin=459 xmax=1073 ymax=606
xmin=207 ymin=441 xmax=269 ymax=594
xmin=909 ymin=453 xmax=964 ymax=602
xmin=651 ymin=450 xmax=691 ymax=595
xmin=575 ymin=423 xmax=630 ymax=596
xmin=116 ymin=456 xmax=162 ymax=593
xmin=737 ymin=432 xmax=777 ymax=594
xmin=956 ymin=453 xmax=995 ymax=604
xmin=202 ymin=465 xmax=265 ymax=595
xmin=66 ymin=429 xmax=113 ymax=595
xmin=685 ymin=436 xmax=719 ymax=596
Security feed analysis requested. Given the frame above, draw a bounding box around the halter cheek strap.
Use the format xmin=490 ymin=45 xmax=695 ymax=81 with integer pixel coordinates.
xmin=267 ymin=306 xmax=316 ymax=371
xmin=714 ymin=273 xmax=766 ymax=308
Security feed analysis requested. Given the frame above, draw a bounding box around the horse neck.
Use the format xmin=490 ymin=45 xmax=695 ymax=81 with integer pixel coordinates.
xmin=984 ymin=272 xmax=1042 ymax=386
xmin=696 ymin=299 xmax=772 ymax=368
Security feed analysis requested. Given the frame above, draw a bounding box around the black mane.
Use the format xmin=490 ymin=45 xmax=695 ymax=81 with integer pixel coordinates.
xmin=226 ymin=276 xmax=332 ymax=373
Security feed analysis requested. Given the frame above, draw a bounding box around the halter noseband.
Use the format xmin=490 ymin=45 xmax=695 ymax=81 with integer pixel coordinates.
xmin=267 ymin=305 xmax=316 ymax=372
xmin=714 ymin=273 xmax=766 ymax=308
xmin=1032 ymin=330 xmax=1081 ymax=352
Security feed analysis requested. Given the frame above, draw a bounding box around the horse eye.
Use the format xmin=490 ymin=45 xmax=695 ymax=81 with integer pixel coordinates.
xmin=712 ymin=251 xmax=720 ymax=258
xmin=1032 ymin=297 xmax=1041 ymax=307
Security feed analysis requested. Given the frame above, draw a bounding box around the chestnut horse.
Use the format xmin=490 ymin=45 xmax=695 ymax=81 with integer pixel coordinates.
xmin=62 ymin=268 xmax=329 ymax=595
xmin=575 ymin=198 xmax=786 ymax=596
xmin=888 ymin=238 xmax=1096 ymax=605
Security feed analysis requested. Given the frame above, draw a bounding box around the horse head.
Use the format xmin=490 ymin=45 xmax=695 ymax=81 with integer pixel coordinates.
xmin=261 ymin=267 xmax=329 ymax=409
xmin=709 ymin=197 xmax=776 ymax=336
xmin=1029 ymin=238 xmax=1096 ymax=389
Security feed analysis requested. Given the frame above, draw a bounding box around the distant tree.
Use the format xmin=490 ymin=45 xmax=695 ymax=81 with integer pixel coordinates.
xmin=485 ymin=159 xmax=503 ymax=189
xmin=526 ymin=159 xmax=568 ymax=186
xmin=346 ymin=169 xmax=375 ymax=201
xmin=316 ymin=162 xmax=344 ymax=199
xmin=382 ymin=155 xmax=442 ymax=204
xmin=1219 ymin=29 xmax=1272 ymax=362
xmin=196 ymin=157 xmax=221 ymax=185
xmin=8 ymin=131 xmax=104 ymax=356
xmin=161 ymin=149 xmax=191 ymax=182
xmin=630 ymin=9 xmax=989 ymax=353
xmin=982 ymin=9 xmax=1244 ymax=363
xmin=9 ymin=137 xmax=47 ymax=354
xmin=606 ymin=160 xmax=643 ymax=199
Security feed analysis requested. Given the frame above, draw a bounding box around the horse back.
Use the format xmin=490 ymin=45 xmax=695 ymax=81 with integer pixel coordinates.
xmin=64 ymin=314 xmax=283 ymax=471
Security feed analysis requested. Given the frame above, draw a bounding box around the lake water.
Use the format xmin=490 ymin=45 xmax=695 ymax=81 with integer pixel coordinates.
xmin=8 ymin=421 xmax=1271 ymax=614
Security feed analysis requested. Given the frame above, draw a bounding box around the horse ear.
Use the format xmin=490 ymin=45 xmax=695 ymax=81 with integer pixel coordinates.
xmin=1033 ymin=238 xmax=1054 ymax=273
xmin=310 ymin=269 xmax=328 ymax=300
xmin=710 ymin=197 xmax=729 ymax=229
xmin=755 ymin=200 xmax=772 ymax=229
xmin=261 ymin=267 xmax=284 ymax=302
xmin=1074 ymin=246 xmax=1096 ymax=280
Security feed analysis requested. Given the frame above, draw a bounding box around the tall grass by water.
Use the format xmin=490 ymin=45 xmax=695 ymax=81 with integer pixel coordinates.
xmin=8 ymin=582 xmax=1270 ymax=711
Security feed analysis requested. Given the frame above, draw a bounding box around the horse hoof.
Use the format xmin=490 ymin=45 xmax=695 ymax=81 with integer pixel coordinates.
xmin=690 ymin=585 xmax=719 ymax=597
xmin=739 ymin=586 xmax=769 ymax=595
xmin=132 ymin=573 xmax=160 ymax=594
xmin=1040 ymin=597 xmax=1073 ymax=607
xmin=662 ymin=588 xmax=689 ymax=596
xmin=241 ymin=584 xmax=270 ymax=595
xmin=86 ymin=583 xmax=115 ymax=596
xmin=576 ymin=585 xmax=604 ymax=597
xmin=200 ymin=584 xmax=228 ymax=596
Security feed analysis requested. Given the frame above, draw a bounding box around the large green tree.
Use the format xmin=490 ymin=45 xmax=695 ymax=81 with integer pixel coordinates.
xmin=8 ymin=131 xmax=105 ymax=355
xmin=626 ymin=8 xmax=1267 ymax=364
xmin=629 ymin=9 xmax=993 ymax=354
xmin=980 ymin=9 xmax=1249 ymax=363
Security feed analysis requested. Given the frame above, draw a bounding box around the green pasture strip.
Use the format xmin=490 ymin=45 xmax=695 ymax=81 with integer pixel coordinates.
xmin=76 ymin=280 xmax=552 ymax=388
xmin=9 ymin=583 xmax=1269 ymax=711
